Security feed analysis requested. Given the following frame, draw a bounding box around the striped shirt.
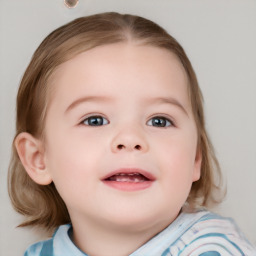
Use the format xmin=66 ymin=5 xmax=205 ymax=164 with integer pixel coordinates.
xmin=24 ymin=210 xmax=256 ymax=256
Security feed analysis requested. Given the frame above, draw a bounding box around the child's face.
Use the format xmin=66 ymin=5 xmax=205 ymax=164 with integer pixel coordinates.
xmin=43 ymin=43 xmax=201 ymax=231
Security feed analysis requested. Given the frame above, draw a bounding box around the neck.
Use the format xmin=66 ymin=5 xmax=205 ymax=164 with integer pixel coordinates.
xmin=70 ymin=216 xmax=169 ymax=256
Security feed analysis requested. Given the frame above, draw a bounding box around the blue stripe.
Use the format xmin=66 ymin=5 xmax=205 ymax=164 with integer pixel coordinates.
xmin=40 ymin=239 xmax=53 ymax=256
xmin=162 ymin=248 xmax=170 ymax=256
xmin=176 ymin=232 xmax=244 ymax=256
xmin=197 ymin=233 xmax=244 ymax=255
xmin=199 ymin=252 xmax=221 ymax=256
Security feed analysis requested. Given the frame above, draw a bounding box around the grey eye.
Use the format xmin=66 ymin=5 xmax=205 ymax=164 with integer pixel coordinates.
xmin=83 ymin=116 xmax=109 ymax=126
xmin=147 ymin=116 xmax=173 ymax=127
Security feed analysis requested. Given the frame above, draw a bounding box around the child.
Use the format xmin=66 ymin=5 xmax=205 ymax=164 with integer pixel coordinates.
xmin=8 ymin=12 xmax=256 ymax=256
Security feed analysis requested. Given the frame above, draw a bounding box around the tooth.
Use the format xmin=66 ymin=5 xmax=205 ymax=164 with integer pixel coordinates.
xmin=117 ymin=177 xmax=129 ymax=182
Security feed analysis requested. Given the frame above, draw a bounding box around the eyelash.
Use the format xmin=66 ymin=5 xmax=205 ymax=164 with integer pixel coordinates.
xmin=146 ymin=116 xmax=175 ymax=128
xmin=80 ymin=115 xmax=175 ymax=128
xmin=81 ymin=115 xmax=109 ymax=126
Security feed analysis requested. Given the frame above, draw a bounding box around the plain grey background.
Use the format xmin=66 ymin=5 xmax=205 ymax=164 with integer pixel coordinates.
xmin=1 ymin=0 xmax=256 ymax=255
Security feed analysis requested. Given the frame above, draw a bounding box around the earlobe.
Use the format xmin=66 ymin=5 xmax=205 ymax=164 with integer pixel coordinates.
xmin=193 ymin=148 xmax=202 ymax=182
xmin=15 ymin=132 xmax=52 ymax=185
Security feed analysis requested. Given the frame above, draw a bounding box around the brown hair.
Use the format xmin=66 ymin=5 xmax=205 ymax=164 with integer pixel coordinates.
xmin=8 ymin=12 xmax=223 ymax=232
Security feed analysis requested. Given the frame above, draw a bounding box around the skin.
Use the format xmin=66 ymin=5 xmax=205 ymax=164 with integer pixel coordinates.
xmin=16 ymin=43 xmax=201 ymax=256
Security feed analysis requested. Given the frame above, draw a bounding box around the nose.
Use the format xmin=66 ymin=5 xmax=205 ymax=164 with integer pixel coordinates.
xmin=111 ymin=126 xmax=149 ymax=153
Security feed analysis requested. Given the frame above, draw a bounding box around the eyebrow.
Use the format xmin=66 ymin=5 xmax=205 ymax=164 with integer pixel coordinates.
xmin=65 ymin=96 xmax=112 ymax=114
xmin=65 ymin=95 xmax=188 ymax=116
xmin=147 ymin=97 xmax=189 ymax=116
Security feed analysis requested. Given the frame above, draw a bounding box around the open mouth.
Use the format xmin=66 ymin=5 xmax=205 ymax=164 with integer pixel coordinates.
xmin=105 ymin=173 xmax=150 ymax=183
xmin=102 ymin=169 xmax=155 ymax=191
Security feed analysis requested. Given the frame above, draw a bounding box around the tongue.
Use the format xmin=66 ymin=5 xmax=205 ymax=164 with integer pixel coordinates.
xmin=107 ymin=173 xmax=147 ymax=183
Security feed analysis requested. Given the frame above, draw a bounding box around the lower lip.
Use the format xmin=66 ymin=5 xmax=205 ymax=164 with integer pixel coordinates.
xmin=102 ymin=180 xmax=154 ymax=191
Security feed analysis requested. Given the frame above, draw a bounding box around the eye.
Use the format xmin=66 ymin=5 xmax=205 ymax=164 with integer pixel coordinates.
xmin=147 ymin=116 xmax=174 ymax=128
xmin=82 ymin=116 xmax=109 ymax=126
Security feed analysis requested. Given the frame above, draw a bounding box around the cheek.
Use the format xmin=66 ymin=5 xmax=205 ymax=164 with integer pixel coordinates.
xmin=158 ymin=147 xmax=196 ymax=210
xmin=158 ymin=130 xmax=197 ymax=165
xmin=155 ymin=133 xmax=198 ymax=187
xmin=45 ymin=145 xmax=95 ymax=210
xmin=44 ymin=127 xmax=108 ymax=187
xmin=44 ymin=134 xmax=89 ymax=192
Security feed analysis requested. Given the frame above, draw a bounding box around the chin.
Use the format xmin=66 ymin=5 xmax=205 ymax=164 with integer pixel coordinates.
xmin=103 ymin=209 xmax=174 ymax=233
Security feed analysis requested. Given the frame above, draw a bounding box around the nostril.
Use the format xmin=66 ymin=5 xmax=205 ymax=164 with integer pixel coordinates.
xmin=135 ymin=145 xmax=141 ymax=150
xmin=116 ymin=144 xmax=141 ymax=150
xmin=117 ymin=144 xmax=124 ymax=150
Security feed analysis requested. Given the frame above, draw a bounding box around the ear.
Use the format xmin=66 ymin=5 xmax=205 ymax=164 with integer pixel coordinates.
xmin=15 ymin=132 xmax=52 ymax=185
xmin=192 ymin=147 xmax=202 ymax=182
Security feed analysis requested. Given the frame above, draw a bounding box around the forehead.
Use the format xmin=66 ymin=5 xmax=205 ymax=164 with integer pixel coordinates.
xmin=48 ymin=43 xmax=190 ymax=109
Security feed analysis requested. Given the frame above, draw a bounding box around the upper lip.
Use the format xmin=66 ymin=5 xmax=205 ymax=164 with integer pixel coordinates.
xmin=102 ymin=168 xmax=156 ymax=181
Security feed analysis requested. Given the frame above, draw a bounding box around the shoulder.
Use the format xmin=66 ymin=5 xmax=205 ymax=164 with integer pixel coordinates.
xmin=166 ymin=210 xmax=256 ymax=256
xmin=24 ymin=224 xmax=72 ymax=256
xmin=24 ymin=224 xmax=86 ymax=256
xmin=24 ymin=238 xmax=53 ymax=256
